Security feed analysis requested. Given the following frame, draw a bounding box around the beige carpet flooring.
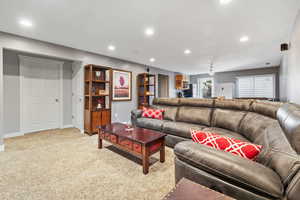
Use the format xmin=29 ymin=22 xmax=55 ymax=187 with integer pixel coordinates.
xmin=0 ymin=128 xmax=175 ymax=200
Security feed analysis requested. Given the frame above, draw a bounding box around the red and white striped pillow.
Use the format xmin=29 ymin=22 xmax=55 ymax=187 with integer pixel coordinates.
xmin=142 ymin=107 xmax=164 ymax=120
xmin=190 ymin=129 xmax=262 ymax=160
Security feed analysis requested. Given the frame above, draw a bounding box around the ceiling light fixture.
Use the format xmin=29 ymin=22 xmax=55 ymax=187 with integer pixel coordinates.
xmin=220 ymin=0 xmax=232 ymax=5
xmin=209 ymin=60 xmax=215 ymax=76
xmin=240 ymin=36 xmax=249 ymax=42
xmin=149 ymin=58 xmax=155 ymax=63
xmin=145 ymin=27 xmax=155 ymax=36
xmin=108 ymin=45 xmax=116 ymax=51
xmin=19 ymin=18 xmax=33 ymax=27
xmin=184 ymin=49 xmax=192 ymax=55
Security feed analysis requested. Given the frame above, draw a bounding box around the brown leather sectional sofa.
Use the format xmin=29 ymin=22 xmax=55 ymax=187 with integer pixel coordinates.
xmin=131 ymin=98 xmax=300 ymax=200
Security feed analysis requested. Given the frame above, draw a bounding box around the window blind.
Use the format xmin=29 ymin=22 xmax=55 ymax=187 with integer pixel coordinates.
xmin=237 ymin=75 xmax=275 ymax=98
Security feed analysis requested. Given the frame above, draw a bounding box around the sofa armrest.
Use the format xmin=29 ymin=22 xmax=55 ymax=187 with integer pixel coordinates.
xmin=174 ymin=141 xmax=283 ymax=198
xmin=131 ymin=109 xmax=142 ymax=127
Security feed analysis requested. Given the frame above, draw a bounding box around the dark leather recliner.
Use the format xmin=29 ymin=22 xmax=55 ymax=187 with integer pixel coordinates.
xmin=131 ymin=98 xmax=300 ymax=200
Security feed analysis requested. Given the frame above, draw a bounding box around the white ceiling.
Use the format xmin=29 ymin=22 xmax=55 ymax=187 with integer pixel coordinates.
xmin=0 ymin=0 xmax=299 ymax=74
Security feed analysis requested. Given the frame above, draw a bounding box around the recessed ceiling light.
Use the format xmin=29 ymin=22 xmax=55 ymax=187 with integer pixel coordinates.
xmin=108 ymin=45 xmax=116 ymax=51
xmin=149 ymin=58 xmax=155 ymax=62
xmin=145 ymin=27 xmax=155 ymax=36
xmin=184 ymin=49 xmax=192 ymax=55
xmin=19 ymin=19 xmax=33 ymax=27
xmin=220 ymin=0 xmax=232 ymax=5
xmin=240 ymin=36 xmax=249 ymax=42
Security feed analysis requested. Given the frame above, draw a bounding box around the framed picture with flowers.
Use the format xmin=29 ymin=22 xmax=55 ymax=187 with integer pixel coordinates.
xmin=112 ymin=69 xmax=132 ymax=101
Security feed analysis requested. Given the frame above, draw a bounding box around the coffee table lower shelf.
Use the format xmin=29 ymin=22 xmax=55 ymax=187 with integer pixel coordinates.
xmin=98 ymin=128 xmax=165 ymax=174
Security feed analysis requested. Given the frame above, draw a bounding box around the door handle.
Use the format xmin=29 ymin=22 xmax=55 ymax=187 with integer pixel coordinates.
xmin=55 ymin=99 xmax=59 ymax=102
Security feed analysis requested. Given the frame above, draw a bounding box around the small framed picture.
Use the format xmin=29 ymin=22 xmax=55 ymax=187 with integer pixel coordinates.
xmin=112 ymin=69 xmax=132 ymax=101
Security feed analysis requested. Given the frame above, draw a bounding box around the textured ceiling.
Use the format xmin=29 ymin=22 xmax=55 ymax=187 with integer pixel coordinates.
xmin=0 ymin=0 xmax=299 ymax=74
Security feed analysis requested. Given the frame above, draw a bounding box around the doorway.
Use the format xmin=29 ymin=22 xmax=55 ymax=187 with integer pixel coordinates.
xmin=158 ymin=74 xmax=169 ymax=97
xmin=19 ymin=55 xmax=63 ymax=133
xmin=198 ymin=78 xmax=214 ymax=98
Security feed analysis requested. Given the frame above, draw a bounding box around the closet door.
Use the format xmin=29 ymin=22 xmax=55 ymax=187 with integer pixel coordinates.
xmin=19 ymin=55 xmax=63 ymax=133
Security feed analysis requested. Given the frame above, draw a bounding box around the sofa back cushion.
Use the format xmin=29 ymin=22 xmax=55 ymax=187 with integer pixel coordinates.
xmin=255 ymin=123 xmax=300 ymax=186
xmin=215 ymin=99 xmax=252 ymax=111
xmin=179 ymin=98 xmax=214 ymax=107
xmin=152 ymin=98 xmax=180 ymax=106
xmin=177 ymin=106 xmax=212 ymax=126
xmin=152 ymin=105 xmax=178 ymax=121
xmin=239 ymin=112 xmax=278 ymax=142
xmin=251 ymin=101 xmax=282 ymax=119
xmin=277 ymin=103 xmax=300 ymax=153
xmin=211 ymin=109 xmax=246 ymax=132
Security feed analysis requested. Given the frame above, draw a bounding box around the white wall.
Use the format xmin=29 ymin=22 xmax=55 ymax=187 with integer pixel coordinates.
xmin=3 ymin=50 xmax=74 ymax=136
xmin=190 ymin=66 xmax=280 ymax=99
xmin=62 ymin=61 xmax=73 ymax=126
xmin=280 ymin=11 xmax=300 ymax=103
xmin=0 ymin=32 xmax=178 ymax=144
xmin=0 ymin=47 xmax=3 ymax=147
xmin=3 ymin=50 xmax=20 ymax=134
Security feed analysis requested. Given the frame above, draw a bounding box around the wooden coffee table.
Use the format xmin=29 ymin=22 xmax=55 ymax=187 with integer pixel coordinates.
xmin=98 ymin=123 xmax=166 ymax=174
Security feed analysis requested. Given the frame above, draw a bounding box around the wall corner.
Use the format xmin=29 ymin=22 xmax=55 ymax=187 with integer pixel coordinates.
xmin=0 ymin=47 xmax=4 ymax=146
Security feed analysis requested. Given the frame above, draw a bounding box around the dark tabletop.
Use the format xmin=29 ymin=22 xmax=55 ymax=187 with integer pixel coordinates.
xmin=98 ymin=123 xmax=166 ymax=144
xmin=163 ymin=178 xmax=235 ymax=200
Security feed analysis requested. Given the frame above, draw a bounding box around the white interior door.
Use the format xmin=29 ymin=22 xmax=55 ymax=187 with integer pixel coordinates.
xmin=19 ymin=55 xmax=63 ymax=134
xmin=72 ymin=61 xmax=84 ymax=132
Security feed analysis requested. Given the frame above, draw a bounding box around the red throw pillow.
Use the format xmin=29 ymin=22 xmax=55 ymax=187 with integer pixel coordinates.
xmin=190 ymin=129 xmax=262 ymax=160
xmin=142 ymin=107 xmax=164 ymax=120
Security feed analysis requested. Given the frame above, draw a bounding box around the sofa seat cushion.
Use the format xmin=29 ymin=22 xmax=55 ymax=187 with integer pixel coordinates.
xmin=174 ymin=141 xmax=284 ymax=199
xmin=202 ymin=127 xmax=250 ymax=142
xmin=163 ymin=121 xmax=206 ymax=139
xmin=136 ymin=118 xmax=165 ymax=131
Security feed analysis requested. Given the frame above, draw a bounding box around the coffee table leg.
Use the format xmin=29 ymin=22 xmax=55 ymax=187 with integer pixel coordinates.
xmin=142 ymin=145 xmax=149 ymax=174
xmin=98 ymin=129 xmax=102 ymax=149
xmin=160 ymin=139 xmax=165 ymax=163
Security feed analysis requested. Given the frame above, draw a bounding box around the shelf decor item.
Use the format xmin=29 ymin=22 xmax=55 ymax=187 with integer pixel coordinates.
xmin=95 ymin=71 xmax=102 ymax=80
xmin=84 ymin=64 xmax=112 ymax=135
xmin=137 ymin=73 xmax=156 ymax=109
xmin=112 ymin=69 xmax=132 ymax=101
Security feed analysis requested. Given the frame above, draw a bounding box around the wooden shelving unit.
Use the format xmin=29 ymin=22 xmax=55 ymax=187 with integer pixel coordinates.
xmin=137 ymin=73 xmax=156 ymax=109
xmin=84 ymin=64 xmax=112 ymax=135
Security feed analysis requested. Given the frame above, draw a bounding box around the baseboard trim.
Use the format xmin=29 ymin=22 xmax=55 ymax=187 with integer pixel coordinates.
xmin=4 ymin=126 xmax=75 ymax=138
xmin=0 ymin=144 xmax=5 ymax=152
xmin=62 ymin=124 xmax=74 ymax=129
xmin=4 ymin=132 xmax=24 ymax=139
